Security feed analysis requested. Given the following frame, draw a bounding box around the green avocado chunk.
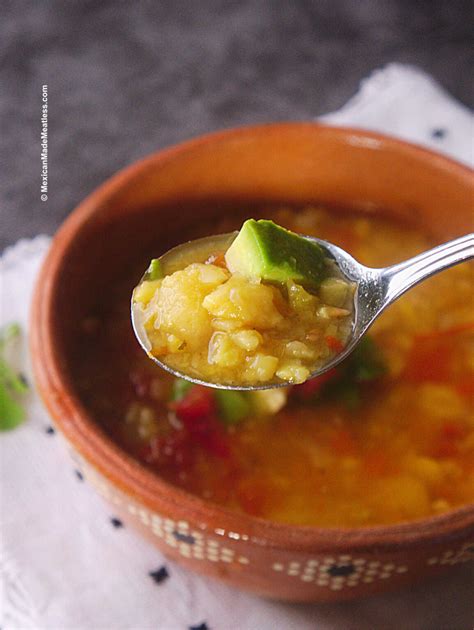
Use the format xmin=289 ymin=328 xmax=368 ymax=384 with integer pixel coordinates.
xmin=225 ymin=219 xmax=327 ymax=287
xmin=170 ymin=378 xmax=193 ymax=401
xmin=145 ymin=258 xmax=163 ymax=281
xmin=215 ymin=390 xmax=251 ymax=424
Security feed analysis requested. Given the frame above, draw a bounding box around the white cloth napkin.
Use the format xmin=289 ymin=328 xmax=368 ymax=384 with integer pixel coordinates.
xmin=319 ymin=63 xmax=474 ymax=167
xmin=1 ymin=64 xmax=473 ymax=630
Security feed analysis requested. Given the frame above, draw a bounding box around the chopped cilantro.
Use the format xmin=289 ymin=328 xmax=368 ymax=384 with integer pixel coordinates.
xmin=294 ymin=336 xmax=387 ymax=410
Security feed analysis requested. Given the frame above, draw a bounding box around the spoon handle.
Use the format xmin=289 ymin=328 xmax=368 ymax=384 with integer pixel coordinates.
xmin=381 ymin=233 xmax=474 ymax=306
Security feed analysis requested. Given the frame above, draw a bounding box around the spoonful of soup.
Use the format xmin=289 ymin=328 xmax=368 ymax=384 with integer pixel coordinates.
xmin=132 ymin=219 xmax=473 ymax=390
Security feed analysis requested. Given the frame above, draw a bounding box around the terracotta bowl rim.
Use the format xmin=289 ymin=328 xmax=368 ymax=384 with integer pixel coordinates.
xmin=30 ymin=122 xmax=474 ymax=552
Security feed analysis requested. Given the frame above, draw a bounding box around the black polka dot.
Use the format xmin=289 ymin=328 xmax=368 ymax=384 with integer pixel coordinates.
xmin=172 ymin=530 xmax=195 ymax=544
xmin=45 ymin=426 xmax=55 ymax=435
xmin=189 ymin=623 xmax=209 ymax=630
xmin=149 ymin=566 xmax=169 ymax=584
xmin=327 ymin=563 xmax=355 ymax=577
xmin=110 ymin=517 xmax=123 ymax=528
xmin=431 ymin=128 xmax=447 ymax=139
xmin=74 ymin=469 xmax=84 ymax=481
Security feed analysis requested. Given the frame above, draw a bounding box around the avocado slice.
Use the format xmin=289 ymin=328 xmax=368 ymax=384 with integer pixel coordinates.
xmin=225 ymin=219 xmax=327 ymax=287
xmin=215 ymin=390 xmax=251 ymax=424
xmin=145 ymin=258 xmax=163 ymax=281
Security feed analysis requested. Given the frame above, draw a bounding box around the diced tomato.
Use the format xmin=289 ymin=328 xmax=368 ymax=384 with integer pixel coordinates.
xmin=325 ymin=335 xmax=344 ymax=353
xmin=205 ymin=252 xmax=227 ymax=268
xmin=293 ymin=368 xmax=338 ymax=399
xmin=197 ymin=425 xmax=231 ymax=458
xmin=172 ymin=386 xmax=216 ymax=424
xmin=172 ymin=386 xmax=230 ymax=458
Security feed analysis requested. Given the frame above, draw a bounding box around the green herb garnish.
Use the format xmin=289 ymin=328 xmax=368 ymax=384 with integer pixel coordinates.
xmin=347 ymin=336 xmax=387 ymax=382
xmin=325 ymin=336 xmax=387 ymax=409
xmin=0 ymin=323 xmax=29 ymax=431
xmin=294 ymin=336 xmax=387 ymax=410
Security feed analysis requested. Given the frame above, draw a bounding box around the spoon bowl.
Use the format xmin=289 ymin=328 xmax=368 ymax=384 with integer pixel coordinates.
xmin=132 ymin=231 xmax=474 ymax=390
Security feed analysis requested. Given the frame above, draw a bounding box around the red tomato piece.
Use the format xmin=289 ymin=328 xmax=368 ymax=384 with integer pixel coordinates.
xmin=205 ymin=252 xmax=227 ymax=268
xmin=325 ymin=335 xmax=344 ymax=353
xmin=293 ymin=368 xmax=338 ymax=398
xmin=197 ymin=425 xmax=231 ymax=458
xmin=173 ymin=386 xmax=216 ymax=424
xmin=173 ymin=386 xmax=230 ymax=458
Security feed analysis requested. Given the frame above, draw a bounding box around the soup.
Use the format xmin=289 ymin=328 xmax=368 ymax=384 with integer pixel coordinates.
xmin=75 ymin=206 xmax=474 ymax=527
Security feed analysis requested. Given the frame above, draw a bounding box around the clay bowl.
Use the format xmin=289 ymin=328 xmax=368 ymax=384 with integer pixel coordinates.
xmin=30 ymin=123 xmax=474 ymax=602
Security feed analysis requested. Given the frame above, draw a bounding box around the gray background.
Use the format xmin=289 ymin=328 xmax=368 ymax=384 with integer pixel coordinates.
xmin=1 ymin=0 xmax=473 ymax=252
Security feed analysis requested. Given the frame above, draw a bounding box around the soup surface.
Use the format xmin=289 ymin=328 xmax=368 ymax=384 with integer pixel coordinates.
xmin=75 ymin=206 xmax=474 ymax=527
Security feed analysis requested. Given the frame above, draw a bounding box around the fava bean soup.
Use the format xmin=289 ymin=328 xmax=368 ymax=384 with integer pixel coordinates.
xmin=75 ymin=206 xmax=474 ymax=527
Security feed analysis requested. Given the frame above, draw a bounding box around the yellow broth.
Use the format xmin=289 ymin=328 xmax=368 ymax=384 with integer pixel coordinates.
xmin=75 ymin=206 xmax=474 ymax=527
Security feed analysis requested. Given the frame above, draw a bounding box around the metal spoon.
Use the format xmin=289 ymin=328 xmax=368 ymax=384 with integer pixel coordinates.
xmin=132 ymin=232 xmax=474 ymax=390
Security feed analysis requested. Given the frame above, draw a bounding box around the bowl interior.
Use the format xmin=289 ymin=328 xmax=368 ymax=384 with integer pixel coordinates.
xmin=39 ymin=124 xmax=474 ymax=545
